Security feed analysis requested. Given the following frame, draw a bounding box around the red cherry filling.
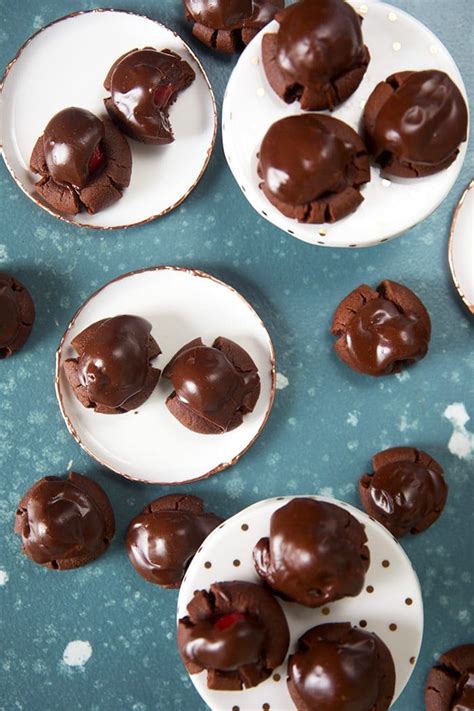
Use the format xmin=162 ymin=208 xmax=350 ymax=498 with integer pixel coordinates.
xmin=214 ymin=612 xmax=246 ymax=631
xmin=88 ymin=143 xmax=105 ymax=175
xmin=153 ymin=83 xmax=174 ymax=109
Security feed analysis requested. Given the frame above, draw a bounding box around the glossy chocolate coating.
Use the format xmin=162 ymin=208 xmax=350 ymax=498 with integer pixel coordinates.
xmin=167 ymin=343 xmax=259 ymax=430
xmin=126 ymin=495 xmax=222 ymax=587
xmin=184 ymin=0 xmax=281 ymax=29
xmin=288 ymin=623 xmax=393 ymax=711
xmin=259 ymin=115 xmax=355 ymax=204
xmin=366 ymin=460 xmax=447 ymax=537
xmin=0 ymin=277 xmax=20 ymax=348
xmin=43 ymin=107 xmax=104 ymax=189
xmin=15 ymin=476 xmax=107 ymax=566
xmin=182 ymin=615 xmax=265 ymax=670
xmin=345 ymin=297 xmax=429 ymax=376
xmin=253 ymin=498 xmax=369 ymax=607
xmin=105 ymin=48 xmax=195 ymax=144
xmin=373 ymin=70 xmax=468 ymax=166
xmin=275 ymin=0 xmax=366 ymax=86
xmin=77 ymin=315 xmax=152 ymax=409
xmin=453 ymin=672 xmax=474 ymax=711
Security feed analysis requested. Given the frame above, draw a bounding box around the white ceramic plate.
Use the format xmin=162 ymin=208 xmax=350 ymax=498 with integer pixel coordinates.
xmin=55 ymin=267 xmax=275 ymax=484
xmin=178 ymin=495 xmax=424 ymax=711
xmin=0 ymin=10 xmax=217 ymax=229
xmin=449 ymin=180 xmax=474 ymax=314
xmin=222 ymin=0 xmax=469 ymax=247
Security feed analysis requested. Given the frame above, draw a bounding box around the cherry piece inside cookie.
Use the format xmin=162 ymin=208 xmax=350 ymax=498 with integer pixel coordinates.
xmin=126 ymin=494 xmax=222 ymax=587
xmin=63 ymin=315 xmax=161 ymax=415
xmin=104 ymin=48 xmax=196 ymax=144
xmin=0 ymin=272 xmax=35 ymax=359
xmin=30 ymin=107 xmax=132 ymax=215
xmin=261 ymin=0 xmax=370 ymax=111
xmin=178 ymin=580 xmax=289 ymax=690
xmin=163 ymin=337 xmax=260 ymax=434
xmin=184 ymin=0 xmax=284 ymax=53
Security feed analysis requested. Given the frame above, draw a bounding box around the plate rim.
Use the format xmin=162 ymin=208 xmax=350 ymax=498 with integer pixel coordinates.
xmin=0 ymin=8 xmax=218 ymax=231
xmin=448 ymin=179 xmax=474 ymax=315
xmin=54 ymin=265 xmax=277 ymax=485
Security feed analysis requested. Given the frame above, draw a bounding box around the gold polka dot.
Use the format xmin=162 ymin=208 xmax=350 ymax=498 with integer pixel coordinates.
xmin=232 ymin=706 xmax=240 ymax=711
xmin=366 ymin=585 xmax=374 ymax=593
xmin=410 ymin=656 xmax=416 ymax=665
xmin=389 ymin=623 xmax=397 ymax=631
xmin=257 ymin=87 xmax=265 ymax=97
xmin=322 ymin=607 xmax=331 ymax=616
xmin=251 ymin=56 xmax=259 ymax=65
xmin=319 ymin=229 xmax=327 ymax=237
xmin=388 ymin=11 xmax=397 ymax=21
xmin=263 ymin=705 xmax=270 ymax=711
xmin=430 ymin=44 xmax=438 ymax=55
xmin=204 ymin=561 xmax=212 ymax=569
xmin=392 ymin=41 xmax=402 ymax=51
xmin=241 ymin=523 xmax=249 ymax=531
xmin=405 ymin=597 xmax=413 ymax=606
xmin=233 ymin=559 xmax=240 ymax=567
xmin=359 ymin=620 xmax=367 ymax=628
xmin=273 ymin=673 xmax=281 ymax=682
xmin=382 ymin=560 xmax=390 ymax=568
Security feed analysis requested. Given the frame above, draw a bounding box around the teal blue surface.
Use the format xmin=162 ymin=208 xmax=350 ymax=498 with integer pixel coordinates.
xmin=0 ymin=1 xmax=473 ymax=709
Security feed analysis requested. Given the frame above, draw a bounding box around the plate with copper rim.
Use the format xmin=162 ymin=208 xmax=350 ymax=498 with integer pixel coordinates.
xmin=0 ymin=9 xmax=217 ymax=230
xmin=222 ymin=0 xmax=469 ymax=248
xmin=449 ymin=180 xmax=474 ymax=314
xmin=177 ymin=495 xmax=424 ymax=711
xmin=55 ymin=266 xmax=276 ymax=484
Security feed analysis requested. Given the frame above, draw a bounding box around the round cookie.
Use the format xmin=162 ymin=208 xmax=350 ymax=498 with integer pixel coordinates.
xmin=63 ymin=315 xmax=161 ymax=415
xmin=103 ymin=47 xmax=196 ymax=144
xmin=363 ymin=70 xmax=468 ymax=178
xmin=261 ymin=0 xmax=370 ymax=111
xmin=0 ymin=272 xmax=35 ymax=359
xmin=253 ymin=497 xmax=370 ymax=607
xmin=184 ymin=0 xmax=284 ymax=54
xmin=287 ymin=622 xmax=396 ymax=711
xmin=163 ymin=336 xmax=260 ymax=434
xmin=359 ymin=447 xmax=448 ymax=538
xmin=257 ymin=114 xmax=370 ymax=224
xmin=126 ymin=494 xmax=223 ymax=587
xmin=425 ymin=645 xmax=474 ymax=711
xmin=178 ymin=580 xmax=290 ymax=690
xmin=331 ymin=280 xmax=431 ymax=376
xmin=14 ymin=472 xmax=115 ymax=570
xmin=30 ymin=107 xmax=132 ymax=215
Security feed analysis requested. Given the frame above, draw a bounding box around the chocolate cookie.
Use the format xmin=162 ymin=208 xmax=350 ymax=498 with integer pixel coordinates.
xmin=258 ymin=114 xmax=370 ymax=224
xmin=178 ymin=580 xmax=289 ymax=690
xmin=0 ymin=272 xmax=35 ymax=359
xmin=363 ymin=70 xmax=468 ymax=178
xmin=126 ymin=494 xmax=222 ymax=587
xmin=425 ymin=644 xmax=474 ymax=711
xmin=163 ymin=337 xmax=260 ymax=434
xmin=359 ymin=447 xmax=448 ymax=538
xmin=64 ymin=315 xmax=161 ymax=415
xmin=253 ymin=498 xmax=370 ymax=607
xmin=288 ymin=622 xmax=396 ymax=711
xmin=262 ymin=0 xmax=370 ymax=111
xmin=30 ymin=107 xmax=132 ymax=215
xmin=104 ymin=48 xmax=196 ymax=144
xmin=15 ymin=472 xmax=115 ymax=570
xmin=184 ymin=0 xmax=284 ymax=53
xmin=331 ymin=280 xmax=431 ymax=376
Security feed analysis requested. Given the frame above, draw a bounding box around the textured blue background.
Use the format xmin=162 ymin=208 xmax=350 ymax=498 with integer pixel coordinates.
xmin=0 ymin=1 xmax=473 ymax=710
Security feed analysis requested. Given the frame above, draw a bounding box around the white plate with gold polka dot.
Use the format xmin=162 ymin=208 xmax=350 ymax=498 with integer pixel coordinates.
xmin=222 ymin=0 xmax=469 ymax=247
xmin=177 ymin=495 xmax=424 ymax=710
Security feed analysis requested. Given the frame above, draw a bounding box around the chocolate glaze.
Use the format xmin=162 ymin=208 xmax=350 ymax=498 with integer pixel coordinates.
xmin=259 ymin=115 xmax=356 ymax=204
xmin=372 ymin=70 xmax=468 ymax=167
xmin=43 ymin=107 xmax=104 ymax=189
xmin=426 ymin=645 xmax=474 ymax=711
xmin=15 ymin=475 xmax=108 ymax=567
xmin=453 ymin=672 xmax=474 ymax=711
xmin=253 ymin=498 xmax=369 ymax=607
xmin=288 ymin=623 xmax=395 ymax=711
xmin=184 ymin=0 xmax=281 ymax=29
xmin=345 ymin=298 xmax=429 ymax=376
xmin=182 ymin=614 xmax=265 ymax=670
xmin=104 ymin=48 xmax=195 ymax=144
xmin=126 ymin=495 xmax=222 ymax=587
xmin=77 ymin=315 xmax=152 ymax=409
xmin=275 ymin=0 xmax=366 ymax=87
xmin=165 ymin=340 xmax=260 ymax=431
xmin=0 ymin=277 xmax=20 ymax=348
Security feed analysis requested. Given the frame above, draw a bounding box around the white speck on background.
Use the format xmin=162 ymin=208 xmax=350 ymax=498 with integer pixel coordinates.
xmin=395 ymin=371 xmax=410 ymax=382
xmin=0 ymin=569 xmax=9 ymax=586
xmin=320 ymin=487 xmax=334 ymax=497
xmin=276 ymin=372 xmax=289 ymax=390
xmin=347 ymin=412 xmax=359 ymax=426
xmin=62 ymin=640 xmax=92 ymax=667
xmin=0 ymin=245 xmax=8 ymax=262
xmin=443 ymin=403 xmax=474 ymax=460
xmin=399 ymin=414 xmax=419 ymax=432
